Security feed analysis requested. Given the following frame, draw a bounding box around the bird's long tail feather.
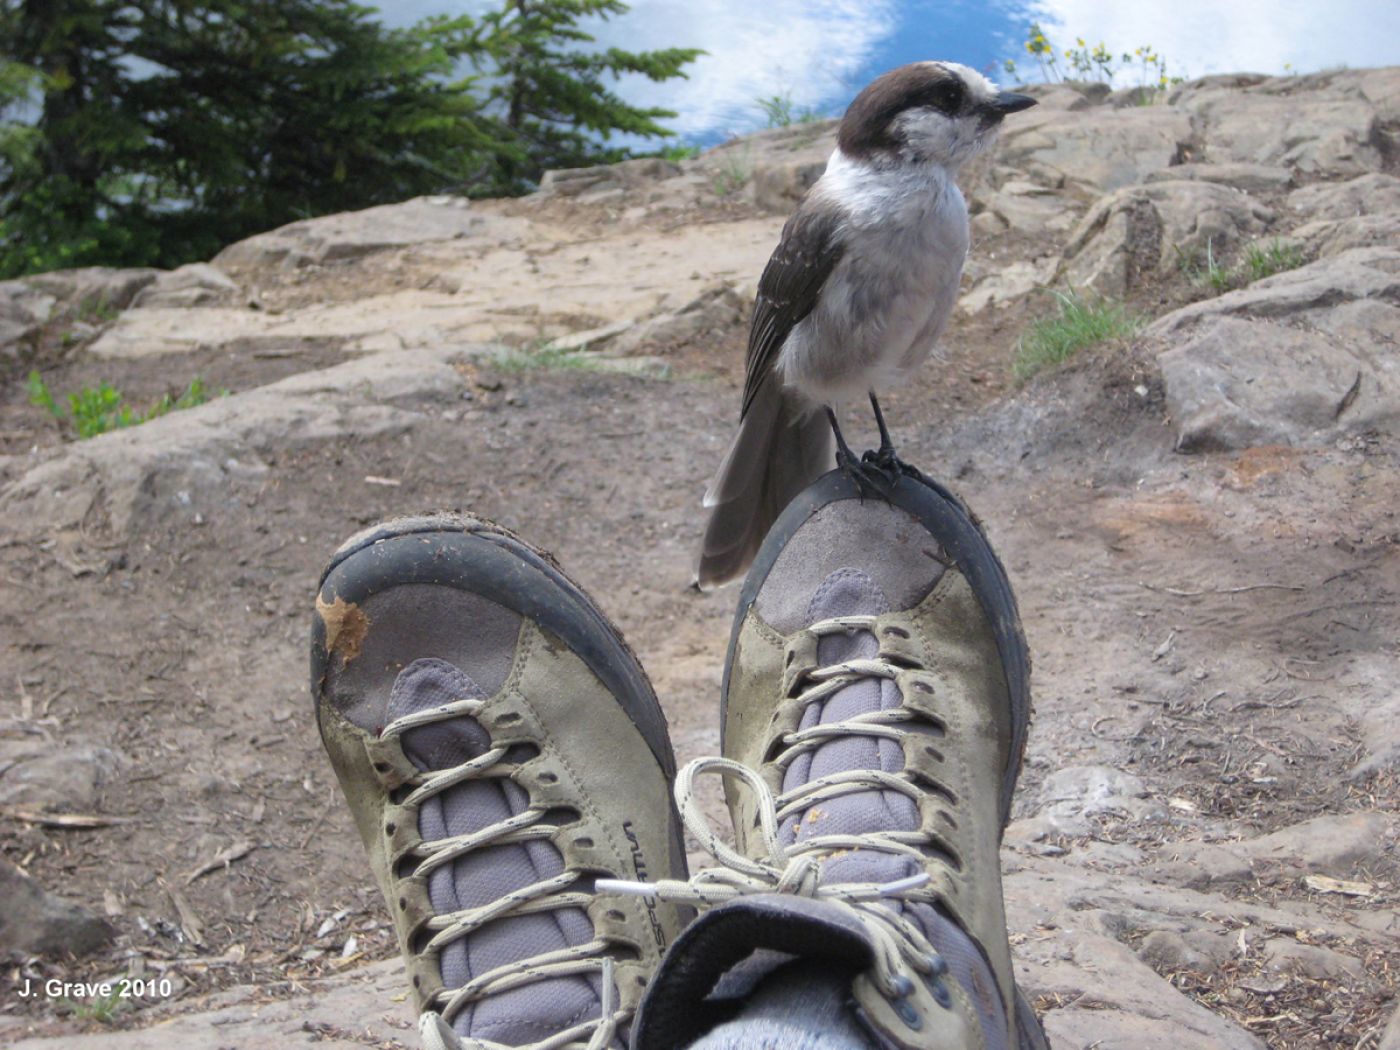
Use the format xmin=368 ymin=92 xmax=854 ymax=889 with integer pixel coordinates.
xmin=695 ymin=380 xmax=832 ymax=589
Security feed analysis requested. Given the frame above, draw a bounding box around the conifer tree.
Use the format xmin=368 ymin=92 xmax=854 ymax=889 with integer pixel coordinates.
xmin=474 ymin=0 xmax=702 ymax=193
xmin=0 ymin=0 xmax=698 ymax=277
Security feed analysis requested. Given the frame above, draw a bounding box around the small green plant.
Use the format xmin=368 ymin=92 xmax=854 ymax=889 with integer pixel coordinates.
xmin=1177 ymin=237 xmax=1306 ymax=294
xmin=60 ymin=989 xmax=125 ymax=1024
xmin=27 ymin=372 xmax=217 ymax=439
xmin=1022 ymin=23 xmax=1063 ymax=83
xmin=1242 ymin=239 xmax=1305 ymax=282
xmin=1013 ymin=289 xmax=1141 ymax=382
xmin=1007 ymin=24 xmax=1184 ymax=91
xmin=1063 ymin=38 xmax=1118 ymax=82
xmin=493 ymin=344 xmax=601 ymax=373
xmin=755 ymin=92 xmax=823 ymax=129
xmin=710 ymin=150 xmax=752 ymax=198
xmin=74 ymin=296 xmax=119 ymax=325
xmin=68 ymin=382 xmax=136 ymax=437
xmin=26 ymin=370 xmax=58 ymax=417
xmin=657 ymin=143 xmax=701 ymax=162
xmin=144 ymin=376 xmax=213 ymax=420
xmin=1179 ymin=238 xmax=1237 ymax=293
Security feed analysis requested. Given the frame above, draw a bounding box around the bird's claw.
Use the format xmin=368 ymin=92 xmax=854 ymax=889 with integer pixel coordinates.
xmin=862 ymin=446 xmax=927 ymax=483
xmin=838 ymin=448 xmax=900 ymax=502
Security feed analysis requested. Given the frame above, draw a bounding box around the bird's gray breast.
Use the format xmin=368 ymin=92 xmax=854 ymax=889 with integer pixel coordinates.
xmin=780 ymin=169 xmax=969 ymax=405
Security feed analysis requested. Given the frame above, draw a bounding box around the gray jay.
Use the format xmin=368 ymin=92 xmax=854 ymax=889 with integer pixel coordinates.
xmin=695 ymin=61 xmax=1036 ymax=589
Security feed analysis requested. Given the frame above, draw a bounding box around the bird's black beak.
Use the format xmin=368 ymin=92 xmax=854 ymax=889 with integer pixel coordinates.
xmin=988 ymin=91 xmax=1038 ymax=115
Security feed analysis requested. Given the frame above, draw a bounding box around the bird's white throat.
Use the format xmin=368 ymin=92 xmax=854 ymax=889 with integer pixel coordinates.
xmin=816 ymin=148 xmax=958 ymax=227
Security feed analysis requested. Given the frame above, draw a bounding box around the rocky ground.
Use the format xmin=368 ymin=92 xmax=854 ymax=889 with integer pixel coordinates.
xmin=1 ymin=67 xmax=1398 ymax=1049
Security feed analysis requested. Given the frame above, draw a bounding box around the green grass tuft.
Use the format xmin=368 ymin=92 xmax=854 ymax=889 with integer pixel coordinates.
xmin=74 ymin=296 xmax=120 ymax=325
xmin=755 ymin=93 xmax=824 ymax=128
xmin=656 ymin=143 xmax=700 ymax=162
xmin=1178 ymin=238 xmax=1237 ymax=293
xmin=1013 ymin=289 xmax=1142 ymax=383
xmin=492 ymin=345 xmax=602 ymax=373
xmin=1177 ymin=237 xmax=1307 ymax=295
xmin=710 ymin=148 xmax=753 ymax=198
xmin=1242 ymin=239 xmax=1306 ymax=282
xmin=60 ymin=990 xmax=125 ymax=1024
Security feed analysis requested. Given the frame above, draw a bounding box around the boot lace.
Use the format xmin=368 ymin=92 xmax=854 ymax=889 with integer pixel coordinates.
xmin=599 ymin=615 xmax=955 ymax=1001
xmin=384 ymin=696 xmax=625 ymax=1050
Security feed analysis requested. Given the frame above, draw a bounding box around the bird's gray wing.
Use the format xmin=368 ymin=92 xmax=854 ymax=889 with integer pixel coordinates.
xmin=741 ymin=204 xmax=846 ymax=417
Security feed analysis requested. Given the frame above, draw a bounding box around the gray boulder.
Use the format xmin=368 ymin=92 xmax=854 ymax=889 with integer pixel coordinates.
xmin=1150 ymin=248 xmax=1400 ymax=452
xmin=24 ymin=267 xmax=159 ymax=314
xmin=539 ymin=157 xmax=683 ymax=197
xmin=1160 ymin=317 xmax=1378 ymax=451
xmin=959 ymin=259 xmax=1056 ymax=315
xmin=751 ymin=158 xmax=827 ymax=214
xmin=1288 ymin=173 xmax=1400 ymax=219
xmin=1262 ymin=938 xmax=1376 ymax=987
xmin=1144 ymin=162 xmax=1294 ymax=194
xmin=1292 ymin=211 xmax=1400 ymax=258
xmin=1283 ymin=174 xmax=1400 ymax=259
xmin=0 ymin=857 xmax=114 ymax=957
xmin=1015 ymin=80 xmax=1111 ymax=112
xmin=978 ymin=179 xmax=1081 ymax=233
xmin=1348 ymin=656 xmax=1400 ymax=778
xmin=1173 ymin=72 xmax=1385 ymax=175
xmin=1029 ymin=930 xmax=1265 ymax=1049
xmin=1137 ymin=929 xmax=1233 ymax=976
xmin=2 ymin=267 xmax=161 ymax=358
xmin=0 ymin=741 xmax=125 ymax=811
xmin=995 ymin=105 xmax=1192 ymax=196
xmin=132 ymin=263 xmax=241 ymax=308
xmin=700 ymin=121 xmax=836 ymax=214
xmin=214 ymin=196 xmax=531 ymax=271
xmin=1061 ymin=180 xmax=1274 ymax=294
xmin=0 ymin=280 xmax=57 ymax=358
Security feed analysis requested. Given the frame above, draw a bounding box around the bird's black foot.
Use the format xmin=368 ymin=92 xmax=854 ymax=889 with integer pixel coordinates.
xmin=827 ymin=407 xmax=897 ymax=501
xmin=859 ymin=391 xmax=926 ymax=485
xmin=861 ymin=444 xmax=926 ymax=483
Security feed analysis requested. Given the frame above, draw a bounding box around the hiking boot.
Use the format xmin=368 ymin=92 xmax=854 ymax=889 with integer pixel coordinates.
xmin=629 ymin=470 xmax=1048 ymax=1049
xmin=311 ymin=514 xmax=689 ymax=1049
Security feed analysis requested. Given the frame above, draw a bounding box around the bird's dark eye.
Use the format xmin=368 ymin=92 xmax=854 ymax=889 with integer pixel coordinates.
xmin=924 ymin=82 xmax=964 ymax=115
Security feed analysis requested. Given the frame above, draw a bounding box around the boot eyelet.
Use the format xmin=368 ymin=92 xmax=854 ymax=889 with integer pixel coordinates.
xmin=929 ymin=978 xmax=952 ymax=1009
xmin=894 ymin=997 xmax=922 ymax=1028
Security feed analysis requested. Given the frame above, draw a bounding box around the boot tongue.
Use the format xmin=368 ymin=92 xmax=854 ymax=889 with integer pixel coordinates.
xmin=784 ymin=569 xmax=918 ymax=888
xmin=788 ymin=573 xmax=1011 ymax=1050
xmin=388 ymin=658 xmax=600 ymax=1045
xmin=392 ymin=660 xmax=492 ymax=771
